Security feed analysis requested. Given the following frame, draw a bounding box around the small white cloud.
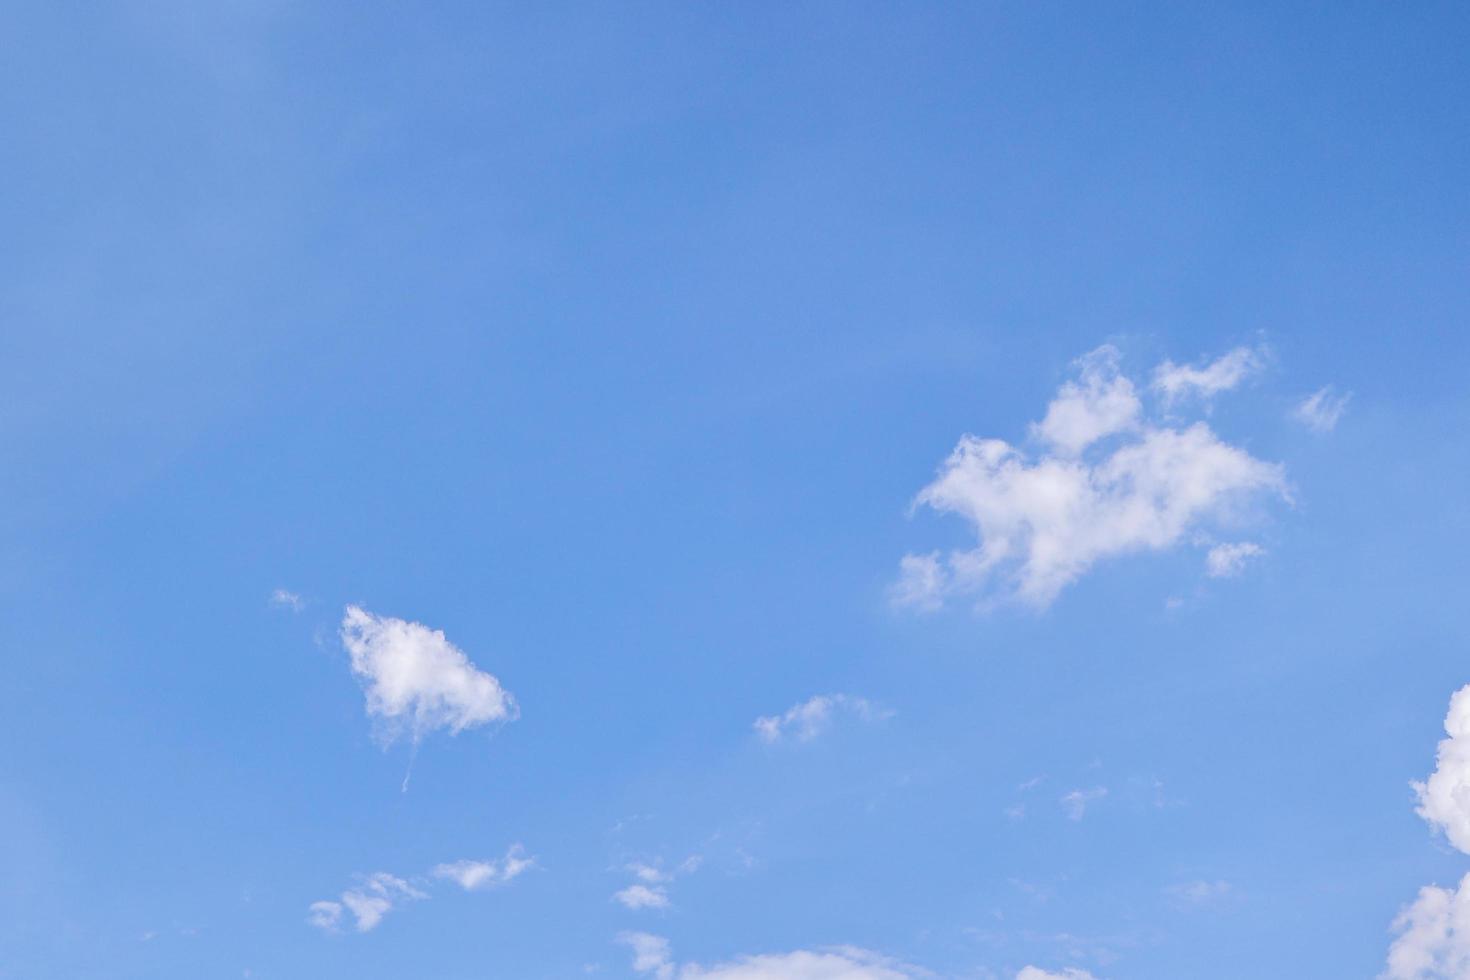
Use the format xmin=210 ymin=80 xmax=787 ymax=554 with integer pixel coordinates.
xmin=614 ymin=884 xmax=670 ymax=911
xmin=1060 ymin=787 xmax=1107 ymax=821
xmin=340 ymin=605 xmax=517 ymax=746
xmin=433 ymin=845 xmax=534 ymax=891
xmin=899 ymin=346 xmax=1286 ymax=609
xmin=1384 ymin=873 xmax=1470 ymax=980
xmin=1414 ymin=685 xmax=1470 ymax=855
xmin=619 ymin=932 xmax=674 ymax=980
xmin=1294 ymin=386 xmax=1350 ymax=433
xmin=1152 ymin=346 xmax=1263 ymax=404
xmin=754 ymin=694 xmax=889 ymax=743
xmin=306 ymin=901 xmax=342 ymax=930
xmin=270 ymin=589 xmax=304 ymax=611
xmin=1205 ymin=541 xmax=1264 ymax=578
xmin=890 ymin=552 xmax=947 ymax=612
xmin=1165 ymin=879 xmax=1231 ymax=905
xmin=1016 ymin=968 xmax=1100 ymax=980
xmin=1032 ymin=345 xmax=1141 ymax=455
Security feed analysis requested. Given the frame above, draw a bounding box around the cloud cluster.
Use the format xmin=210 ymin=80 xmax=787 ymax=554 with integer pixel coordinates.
xmin=309 ymin=845 xmax=532 ymax=934
xmin=895 ymin=346 xmax=1286 ymax=609
xmin=1016 ymin=969 xmax=1100 ymax=980
xmin=613 ymin=857 xmax=701 ymax=911
xmin=308 ymin=873 xmax=425 ymax=933
xmin=753 ymin=694 xmax=889 ymax=743
xmin=619 ymin=934 xmax=925 ymax=980
xmin=340 ymin=605 xmax=517 ymax=745
xmin=1384 ymin=685 xmax=1470 ymax=976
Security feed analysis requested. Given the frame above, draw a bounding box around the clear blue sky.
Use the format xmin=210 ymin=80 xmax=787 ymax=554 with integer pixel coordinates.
xmin=3 ymin=4 xmax=1468 ymax=979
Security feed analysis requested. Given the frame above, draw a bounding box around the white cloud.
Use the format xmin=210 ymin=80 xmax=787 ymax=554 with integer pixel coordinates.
xmin=615 ymin=884 xmax=671 ymax=910
xmin=1294 ymin=386 xmax=1350 ymax=433
xmin=1031 ymin=346 xmax=1140 ymax=455
xmin=754 ymin=694 xmax=889 ymax=743
xmin=1016 ymin=969 xmax=1099 ymax=980
xmin=1061 ymin=787 xmax=1107 ymax=821
xmin=269 ymin=588 xmax=303 ymax=611
xmin=1383 ymin=874 xmax=1470 ymax=980
xmin=306 ymin=901 xmax=342 ymax=930
xmin=1414 ymin=685 xmax=1470 ymax=855
xmin=309 ymin=873 xmax=425 ymax=933
xmin=340 ymin=605 xmax=517 ymax=745
xmin=896 ymin=346 xmax=1286 ymax=609
xmin=620 ymin=935 xmax=924 ymax=980
xmin=1152 ymin=346 xmax=1263 ymax=404
xmin=620 ymin=932 xmax=675 ymax=980
xmin=310 ymin=847 xmax=529 ymax=934
xmin=1205 ymin=542 xmax=1264 ymax=578
xmin=433 ymin=845 xmax=534 ymax=891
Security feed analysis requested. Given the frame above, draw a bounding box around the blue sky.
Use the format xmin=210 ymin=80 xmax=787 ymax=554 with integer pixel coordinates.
xmin=3 ymin=3 xmax=1469 ymax=978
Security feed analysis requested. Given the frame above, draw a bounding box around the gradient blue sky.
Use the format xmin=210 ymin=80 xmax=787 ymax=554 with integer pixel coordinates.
xmin=3 ymin=4 xmax=1469 ymax=979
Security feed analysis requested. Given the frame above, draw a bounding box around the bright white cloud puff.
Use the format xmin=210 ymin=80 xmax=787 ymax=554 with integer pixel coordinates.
xmin=1414 ymin=685 xmax=1470 ymax=855
xmin=340 ymin=605 xmax=517 ymax=744
xmin=1205 ymin=542 xmax=1264 ymax=578
xmin=753 ymin=694 xmax=888 ymax=743
xmin=1384 ymin=873 xmax=1470 ymax=980
xmin=895 ymin=345 xmax=1287 ymax=609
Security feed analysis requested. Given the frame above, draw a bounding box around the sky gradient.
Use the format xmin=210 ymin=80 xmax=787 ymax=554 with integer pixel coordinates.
xmin=3 ymin=4 xmax=1469 ymax=979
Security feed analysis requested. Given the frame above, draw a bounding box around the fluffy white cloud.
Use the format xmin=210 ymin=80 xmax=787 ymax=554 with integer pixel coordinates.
xmin=1016 ymin=968 xmax=1099 ymax=980
xmin=1205 ymin=542 xmax=1264 ymax=578
xmin=308 ymin=872 xmax=425 ymax=933
xmin=896 ymin=347 xmax=1286 ymax=609
xmin=1152 ymin=346 xmax=1263 ymax=404
xmin=1031 ymin=346 xmax=1141 ymax=455
xmin=1383 ymin=874 xmax=1470 ymax=980
xmin=754 ymin=694 xmax=888 ymax=743
xmin=340 ymin=605 xmax=517 ymax=744
xmin=1414 ymin=686 xmax=1470 ymax=855
xmin=621 ymin=935 xmax=923 ymax=980
xmin=1060 ymin=787 xmax=1107 ymax=821
xmin=1294 ymin=386 xmax=1350 ymax=433
xmin=433 ymin=844 xmax=534 ymax=891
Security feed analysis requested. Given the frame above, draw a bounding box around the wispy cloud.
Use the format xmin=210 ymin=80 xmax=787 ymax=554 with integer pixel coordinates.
xmin=1152 ymin=346 xmax=1265 ymax=405
xmin=1293 ymin=386 xmax=1350 ymax=433
xmin=619 ymin=934 xmax=925 ymax=979
xmin=754 ymin=694 xmax=890 ymax=743
xmin=269 ymin=588 xmax=304 ymax=611
xmin=895 ymin=345 xmax=1286 ymax=609
xmin=432 ymin=845 xmax=534 ymax=891
xmin=309 ymin=846 xmax=533 ymax=934
xmin=1205 ymin=541 xmax=1264 ymax=578
xmin=1060 ymin=787 xmax=1108 ymax=821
